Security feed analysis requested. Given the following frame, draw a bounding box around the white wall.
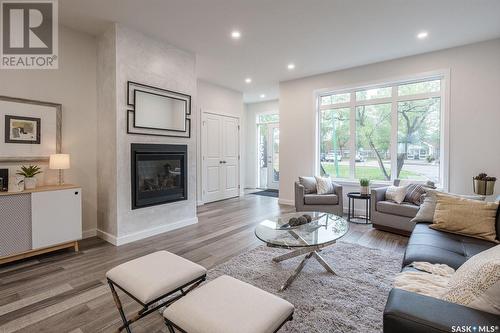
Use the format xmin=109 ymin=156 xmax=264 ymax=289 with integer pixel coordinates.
xmin=197 ymin=80 xmax=244 ymax=203
xmin=279 ymin=38 xmax=500 ymax=205
xmin=0 ymin=26 xmax=98 ymax=237
xmin=244 ymin=100 xmax=279 ymax=188
xmin=97 ymin=24 xmax=198 ymax=245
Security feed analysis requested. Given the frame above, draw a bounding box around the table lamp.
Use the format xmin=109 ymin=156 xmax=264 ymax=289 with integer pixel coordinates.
xmin=49 ymin=154 xmax=70 ymax=185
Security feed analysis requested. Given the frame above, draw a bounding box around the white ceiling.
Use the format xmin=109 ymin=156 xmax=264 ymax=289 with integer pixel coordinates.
xmin=59 ymin=0 xmax=500 ymax=103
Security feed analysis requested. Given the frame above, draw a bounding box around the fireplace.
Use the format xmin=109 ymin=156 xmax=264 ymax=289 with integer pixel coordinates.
xmin=131 ymin=143 xmax=187 ymax=209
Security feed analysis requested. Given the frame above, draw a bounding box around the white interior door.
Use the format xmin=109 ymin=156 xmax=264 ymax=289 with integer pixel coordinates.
xmin=222 ymin=116 xmax=240 ymax=198
xmin=202 ymin=113 xmax=240 ymax=203
xmin=267 ymin=123 xmax=280 ymax=190
xmin=203 ymin=113 xmax=223 ymax=203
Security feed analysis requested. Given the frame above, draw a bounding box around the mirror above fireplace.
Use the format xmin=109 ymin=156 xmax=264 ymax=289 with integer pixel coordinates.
xmin=134 ymin=90 xmax=187 ymax=131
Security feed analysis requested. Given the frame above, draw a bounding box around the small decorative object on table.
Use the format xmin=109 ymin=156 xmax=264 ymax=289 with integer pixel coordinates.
xmin=473 ymin=173 xmax=496 ymax=196
xmin=360 ymin=178 xmax=370 ymax=195
xmin=14 ymin=176 xmax=24 ymax=192
xmin=287 ymin=214 xmax=312 ymax=227
xmin=16 ymin=165 xmax=42 ymax=190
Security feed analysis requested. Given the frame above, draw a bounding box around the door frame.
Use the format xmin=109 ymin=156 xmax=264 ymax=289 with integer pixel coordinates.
xmin=201 ymin=111 xmax=241 ymax=204
xmin=266 ymin=123 xmax=279 ymax=190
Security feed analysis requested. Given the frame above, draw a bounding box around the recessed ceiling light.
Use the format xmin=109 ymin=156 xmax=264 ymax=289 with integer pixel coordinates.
xmin=260 ymin=94 xmax=266 ymax=98
xmin=231 ymin=30 xmax=241 ymax=39
xmin=245 ymin=78 xmax=252 ymax=83
xmin=287 ymin=63 xmax=295 ymax=70
xmin=417 ymin=31 xmax=428 ymax=39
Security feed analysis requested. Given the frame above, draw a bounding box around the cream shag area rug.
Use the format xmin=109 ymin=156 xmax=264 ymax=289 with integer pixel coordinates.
xmin=208 ymin=241 xmax=404 ymax=333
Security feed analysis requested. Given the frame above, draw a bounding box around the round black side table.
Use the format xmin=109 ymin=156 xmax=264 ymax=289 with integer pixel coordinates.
xmin=347 ymin=192 xmax=371 ymax=224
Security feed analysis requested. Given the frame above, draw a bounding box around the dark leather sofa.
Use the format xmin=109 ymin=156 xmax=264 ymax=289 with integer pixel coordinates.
xmin=383 ymin=210 xmax=500 ymax=332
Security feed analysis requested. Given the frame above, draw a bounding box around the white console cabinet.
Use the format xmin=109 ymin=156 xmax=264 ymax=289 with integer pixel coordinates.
xmin=0 ymin=185 xmax=82 ymax=264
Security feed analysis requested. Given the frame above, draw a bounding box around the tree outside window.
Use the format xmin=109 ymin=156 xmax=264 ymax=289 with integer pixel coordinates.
xmin=319 ymin=108 xmax=349 ymax=178
xmin=355 ymin=103 xmax=391 ymax=181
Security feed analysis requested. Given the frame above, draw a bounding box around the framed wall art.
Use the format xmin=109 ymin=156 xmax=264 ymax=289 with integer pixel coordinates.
xmin=0 ymin=95 xmax=61 ymax=163
xmin=4 ymin=115 xmax=41 ymax=144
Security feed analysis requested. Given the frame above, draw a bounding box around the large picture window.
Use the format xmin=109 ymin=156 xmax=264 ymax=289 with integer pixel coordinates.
xmin=318 ymin=76 xmax=445 ymax=185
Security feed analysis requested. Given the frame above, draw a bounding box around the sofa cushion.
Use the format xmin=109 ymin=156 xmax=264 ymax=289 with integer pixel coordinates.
xmin=430 ymin=192 xmax=499 ymax=243
xmin=403 ymin=183 xmax=427 ymax=206
xmin=385 ymin=185 xmax=408 ymax=204
xmin=315 ymin=176 xmax=334 ymax=194
xmin=376 ymin=201 xmax=419 ymax=218
xmin=304 ymin=194 xmax=338 ymax=205
xmin=403 ymin=223 xmax=496 ymax=270
xmin=411 ymin=190 xmax=485 ymax=224
xmin=442 ymin=245 xmax=500 ymax=315
xmin=383 ymin=288 xmax=500 ymax=333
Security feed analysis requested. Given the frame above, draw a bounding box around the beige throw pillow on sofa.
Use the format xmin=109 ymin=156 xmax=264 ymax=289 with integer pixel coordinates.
xmin=385 ymin=185 xmax=408 ymax=204
xmin=430 ymin=193 xmax=499 ymax=243
xmin=442 ymin=245 xmax=500 ymax=315
xmin=412 ymin=190 xmax=485 ymax=223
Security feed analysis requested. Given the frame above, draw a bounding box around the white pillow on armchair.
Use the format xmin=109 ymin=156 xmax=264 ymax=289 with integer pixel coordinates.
xmin=315 ymin=176 xmax=335 ymax=195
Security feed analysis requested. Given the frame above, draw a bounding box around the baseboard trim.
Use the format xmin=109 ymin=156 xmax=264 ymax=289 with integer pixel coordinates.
xmin=278 ymin=198 xmax=294 ymax=206
xmin=82 ymin=229 xmax=97 ymax=239
xmin=96 ymin=229 xmax=118 ymax=245
xmin=97 ymin=217 xmax=198 ymax=246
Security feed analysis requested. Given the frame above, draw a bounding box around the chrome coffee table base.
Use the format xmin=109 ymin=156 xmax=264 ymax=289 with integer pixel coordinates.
xmin=271 ymin=244 xmax=336 ymax=291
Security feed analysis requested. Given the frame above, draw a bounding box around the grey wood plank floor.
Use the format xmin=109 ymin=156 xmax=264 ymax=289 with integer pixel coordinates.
xmin=0 ymin=193 xmax=408 ymax=333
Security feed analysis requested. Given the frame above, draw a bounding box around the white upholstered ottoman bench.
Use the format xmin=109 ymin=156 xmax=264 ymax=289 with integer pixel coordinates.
xmin=106 ymin=251 xmax=207 ymax=333
xmin=163 ymin=275 xmax=295 ymax=333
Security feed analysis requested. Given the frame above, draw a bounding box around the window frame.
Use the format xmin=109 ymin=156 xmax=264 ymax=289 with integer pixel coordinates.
xmin=315 ymin=70 xmax=450 ymax=190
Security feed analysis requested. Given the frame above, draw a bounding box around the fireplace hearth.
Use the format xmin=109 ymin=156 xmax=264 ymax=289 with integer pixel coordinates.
xmin=131 ymin=143 xmax=187 ymax=209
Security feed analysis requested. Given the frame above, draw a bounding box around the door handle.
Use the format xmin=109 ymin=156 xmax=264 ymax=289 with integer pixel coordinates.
xmin=222 ymin=161 xmax=227 ymax=164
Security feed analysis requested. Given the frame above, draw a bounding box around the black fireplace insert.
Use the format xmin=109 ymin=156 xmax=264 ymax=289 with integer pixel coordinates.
xmin=131 ymin=143 xmax=187 ymax=209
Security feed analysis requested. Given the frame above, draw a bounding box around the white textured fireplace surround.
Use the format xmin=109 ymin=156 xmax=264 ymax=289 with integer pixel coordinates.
xmin=97 ymin=24 xmax=198 ymax=245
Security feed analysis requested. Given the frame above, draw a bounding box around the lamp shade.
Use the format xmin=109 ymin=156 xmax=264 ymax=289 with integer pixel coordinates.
xmin=49 ymin=154 xmax=70 ymax=170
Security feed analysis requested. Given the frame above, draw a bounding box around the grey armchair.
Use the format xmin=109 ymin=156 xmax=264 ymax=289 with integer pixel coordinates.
xmin=371 ymin=183 xmax=418 ymax=236
xmin=295 ymin=180 xmax=343 ymax=216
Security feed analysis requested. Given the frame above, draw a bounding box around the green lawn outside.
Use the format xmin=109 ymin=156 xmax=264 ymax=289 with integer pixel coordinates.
xmin=321 ymin=163 xmax=421 ymax=181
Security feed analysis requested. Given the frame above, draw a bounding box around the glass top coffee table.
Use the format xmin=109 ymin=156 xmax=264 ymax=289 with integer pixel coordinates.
xmin=255 ymin=211 xmax=349 ymax=291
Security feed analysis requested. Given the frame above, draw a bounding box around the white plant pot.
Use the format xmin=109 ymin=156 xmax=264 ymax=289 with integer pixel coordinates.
xmin=360 ymin=186 xmax=369 ymax=195
xmin=24 ymin=177 xmax=37 ymax=190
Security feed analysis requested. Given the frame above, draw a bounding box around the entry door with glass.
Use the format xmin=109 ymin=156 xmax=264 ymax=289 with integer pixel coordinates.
xmin=258 ymin=119 xmax=279 ymax=190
